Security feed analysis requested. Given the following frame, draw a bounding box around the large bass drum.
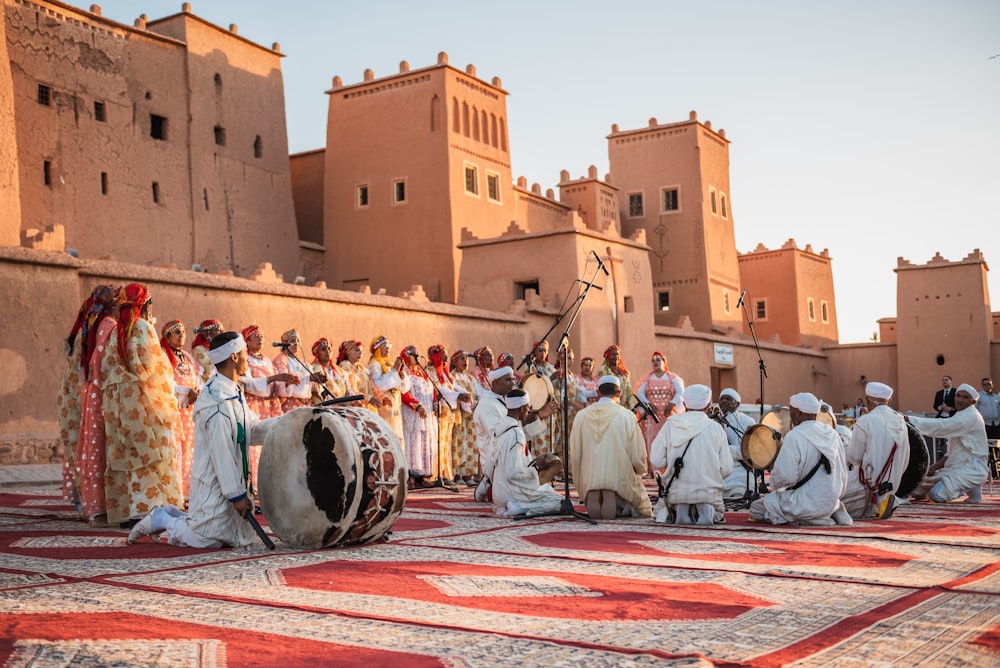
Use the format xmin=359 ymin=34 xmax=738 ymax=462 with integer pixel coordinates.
xmin=895 ymin=423 xmax=930 ymax=499
xmin=259 ymin=406 xmax=407 ymax=548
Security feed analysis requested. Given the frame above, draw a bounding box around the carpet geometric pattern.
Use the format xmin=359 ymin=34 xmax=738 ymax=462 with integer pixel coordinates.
xmin=1 ymin=485 xmax=998 ymax=666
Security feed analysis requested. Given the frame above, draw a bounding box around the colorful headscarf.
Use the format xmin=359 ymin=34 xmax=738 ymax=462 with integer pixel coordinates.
xmin=311 ymin=337 xmax=332 ymax=364
xmin=651 ymin=350 xmax=669 ymax=371
xmin=370 ymin=335 xmax=392 ymax=372
xmin=603 ymin=344 xmax=629 ymax=377
xmin=159 ymin=319 xmax=184 ymax=369
xmin=241 ymin=324 xmax=261 ymax=342
xmin=428 ymin=344 xmax=453 ymax=384
xmin=115 ymin=283 xmax=151 ymax=372
xmin=531 ymin=339 xmax=549 ymax=363
xmin=338 ymin=339 xmax=361 ymax=365
xmin=68 ymin=283 xmax=120 ymax=380
xmin=192 ymin=319 xmax=222 ymax=351
xmin=474 ymin=346 xmax=494 ymax=371
xmin=280 ymin=329 xmax=299 ymax=345
xmin=497 ymin=352 xmax=515 ymax=368
xmin=400 ymin=345 xmax=428 ymax=379
xmin=449 ymin=349 xmax=466 ymax=372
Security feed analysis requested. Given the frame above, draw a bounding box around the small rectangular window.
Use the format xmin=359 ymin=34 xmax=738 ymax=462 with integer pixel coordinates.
xmin=627 ymin=193 xmax=644 ymax=217
xmin=152 ymin=181 xmax=160 ymax=204
xmin=710 ymin=187 xmax=718 ymax=215
xmin=357 ymin=185 xmax=369 ymax=207
xmin=214 ymin=125 xmax=226 ymax=146
xmin=101 ymin=172 xmax=108 ymax=195
xmin=662 ymin=188 xmax=679 ymax=212
xmin=43 ymin=160 xmax=52 ymax=186
xmin=514 ymin=279 xmax=539 ymax=302
xmin=723 ymin=289 xmax=731 ymax=315
xmin=94 ymin=100 xmax=106 ymax=122
xmin=487 ymin=173 xmax=500 ymax=202
xmin=254 ymin=135 xmax=263 ymax=158
xmin=393 ymin=179 xmax=406 ymax=203
xmin=150 ymin=114 xmax=167 ymax=140
xmin=465 ymin=165 xmax=478 ymax=195
xmin=657 ymin=291 xmax=670 ymax=312
xmin=37 ymin=84 xmax=52 ymax=106
xmin=821 ymin=300 xmax=829 ymax=323
xmin=807 ymin=298 xmax=816 ymax=322
xmin=755 ymin=300 xmax=767 ymax=320
xmin=720 ymin=193 xmax=728 ymax=218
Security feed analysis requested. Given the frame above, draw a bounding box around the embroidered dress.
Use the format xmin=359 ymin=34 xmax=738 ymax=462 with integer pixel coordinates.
xmin=341 ymin=359 xmax=378 ymax=413
xmin=637 ymin=371 xmax=685 ymax=469
xmin=451 ymin=370 xmax=479 ymax=479
xmin=273 ymin=351 xmax=313 ymax=412
xmin=401 ymin=369 xmax=438 ymax=476
xmin=243 ymin=353 xmax=283 ymax=419
xmin=168 ymin=346 xmax=201 ymax=499
xmin=312 ymin=361 xmax=349 ymax=400
xmin=102 ymin=318 xmax=182 ymax=523
xmin=56 ymin=344 xmax=83 ymax=505
xmin=74 ymin=316 xmax=116 ymax=519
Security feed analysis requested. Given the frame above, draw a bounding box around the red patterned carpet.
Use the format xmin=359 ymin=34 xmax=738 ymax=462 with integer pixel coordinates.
xmin=1 ymin=484 xmax=998 ymax=667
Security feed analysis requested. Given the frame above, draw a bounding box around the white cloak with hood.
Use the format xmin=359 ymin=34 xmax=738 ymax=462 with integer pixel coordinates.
xmin=650 ymin=411 xmax=733 ymax=519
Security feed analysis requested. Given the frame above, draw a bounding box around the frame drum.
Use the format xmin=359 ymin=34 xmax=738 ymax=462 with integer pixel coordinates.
xmin=761 ymin=405 xmax=837 ymax=436
xmin=529 ymin=452 xmax=563 ymax=486
xmin=520 ymin=372 xmax=555 ymax=411
xmin=259 ymin=405 xmax=407 ymax=548
xmin=740 ymin=424 xmax=783 ymax=470
xmin=895 ymin=423 xmax=930 ymax=498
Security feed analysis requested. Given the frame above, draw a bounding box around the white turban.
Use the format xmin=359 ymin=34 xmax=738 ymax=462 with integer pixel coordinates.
xmin=865 ymin=382 xmax=893 ymax=401
xmin=598 ymin=375 xmax=621 ymax=388
xmin=683 ymin=384 xmax=712 ymax=410
xmin=488 ymin=366 xmax=514 ymax=382
xmin=790 ymin=392 xmax=822 ymax=414
xmin=720 ymin=388 xmax=741 ymax=403
xmin=957 ymin=383 xmax=980 ymax=402
xmin=207 ymin=334 xmax=246 ymax=365
xmin=504 ymin=392 xmax=531 ymax=409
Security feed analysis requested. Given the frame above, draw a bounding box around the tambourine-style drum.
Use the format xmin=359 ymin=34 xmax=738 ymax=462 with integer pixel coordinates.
xmin=896 ymin=423 xmax=930 ymax=498
xmin=761 ymin=405 xmax=837 ymax=436
xmin=529 ymin=452 xmax=563 ymax=486
xmin=259 ymin=406 xmax=407 ymax=548
xmin=740 ymin=424 xmax=783 ymax=470
xmin=520 ymin=372 xmax=556 ymax=411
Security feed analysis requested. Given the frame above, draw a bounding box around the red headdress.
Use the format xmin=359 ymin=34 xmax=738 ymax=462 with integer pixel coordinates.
xmin=427 ymin=344 xmax=453 ymax=384
xmin=474 ymin=346 xmax=494 ymax=370
xmin=497 ymin=352 xmax=515 ymax=368
xmin=241 ymin=324 xmax=261 ymax=341
xmin=159 ymin=319 xmax=184 ymax=369
xmin=531 ymin=339 xmax=549 ymax=362
xmin=651 ymin=350 xmax=669 ymax=371
xmin=449 ymin=349 xmax=466 ymax=372
xmin=192 ymin=319 xmax=222 ymax=351
xmin=68 ymin=283 xmax=120 ymax=380
xmin=603 ymin=344 xmax=629 ymax=376
xmin=400 ymin=345 xmax=428 ymax=378
xmin=311 ymin=337 xmax=332 ymax=364
xmin=115 ymin=283 xmax=151 ymax=372
xmin=337 ymin=339 xmax=361 ymax=365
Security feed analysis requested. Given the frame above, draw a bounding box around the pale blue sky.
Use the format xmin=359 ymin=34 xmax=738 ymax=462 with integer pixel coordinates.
xmin=96 ymin=1 xmax=1000 ymax=342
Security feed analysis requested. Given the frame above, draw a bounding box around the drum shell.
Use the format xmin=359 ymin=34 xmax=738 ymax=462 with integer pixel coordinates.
xmin=896 ymin=423 xmax=930 ymax=498
xmin=519 ymin=373 xmax=555 ymax=411
xmin=761 ymin=405 xmax=837 ymax=436
xmin=740 ymin=424 xmax=783 ymax=470
xmin=259 ymin=406 xmax=407 ymax=548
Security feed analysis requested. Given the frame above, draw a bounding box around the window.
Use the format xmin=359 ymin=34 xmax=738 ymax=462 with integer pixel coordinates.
xmin=627 ymin=192 xmax=644 ymax=217
xmin=821 ymin=300 xmax=829 ymax=323
xmin=392 ymin=179 xmax=406 ymax=204
xmin=214 ymin=125 xmax=226 ymax=146
xmin=720 ymin=193 xmax=728 ymax=218
xmin=150 ymin=114 xmax=167 ymax=140
xmin=464 ymin=164 xmax=478 ymax=195
xmin=94 ymin=100 xmax=106 ymax=122
xmin=152 ymin=181 xmax=160 ymax=204
xmin=357 ymin=185 xmax=369 ymax=208
xmin=486 ymin=172 xmax=500 ymax=202
xmin=214 ymin=73 xmax=222 ymax=89
xmin=661 ymin=187 xmax=679 ymax=212
xmin=101 ymin=172 xmax=108 ymax=195
xmin=807 ymin=298 xmax=816 ymax=322
xmin=723 ymin=289 xmax=731 ymax=315
xmin=657 ymin=291 xmax=670 ymax=312
xmin=709 ymin=187 xmax=718 ymax=215
xmin=37 ymin=84 xmax=51 ymax=106
xmin=514 ymin=279 xmax=539 ymax=302
xmin=623 ymin=296 xmax=634 ymax=313
xmin=43 ymin=160 xmax=51 ymax=187
xmin=755 ymin=299 xmax=767 ymax=320
xmin=253 ymin=135 xmax=263 ymax=158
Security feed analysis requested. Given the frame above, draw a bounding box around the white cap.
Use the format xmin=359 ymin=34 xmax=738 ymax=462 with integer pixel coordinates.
xmin=719 ymin=388 xmax=741 ymax=403
xmin=865 ymin=382 xmax=893 ymax=401
xmin=683 ymin=384 xmax=712 ymax=410
xmin=488 ymin=366 xmax=515 ymax=382
xmin=790 ymin=392 xmax=822 ymax=414
xmin=957 ymin=383 xmax=980 ymax=402
xmin=207 ymin=334 xmax=246 ymax=365
xmin=598 ymin=374 xmax=621 ymax=387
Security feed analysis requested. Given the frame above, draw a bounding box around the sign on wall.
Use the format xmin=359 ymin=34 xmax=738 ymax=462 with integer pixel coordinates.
xmin=713 ymin=343 xmax=734 ymax=366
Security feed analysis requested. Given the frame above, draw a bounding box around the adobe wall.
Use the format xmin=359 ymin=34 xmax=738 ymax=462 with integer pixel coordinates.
xmin=557 ymin=169 xmax=621 ymax=236
xmin=0 ymin=247 xmax=530 ymax=464
xmin=513 ymin=182 xmax=570 ymax=232
xmin=822 ymin=342 xmax=900 ymax=411
xmin=0 ymin=3 xmax=21 ymax=245
xmin=738 ymin=248 xmax=800 ymax=344
xmin=290 ymin=149 xmax=325 ymax=246
xmin=793 ymin=246 xmax=839 ymax=346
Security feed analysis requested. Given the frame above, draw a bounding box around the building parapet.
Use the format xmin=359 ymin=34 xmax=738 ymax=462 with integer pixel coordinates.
xmin=326 ymin=51 xmax=507 ymax=96
xmin=896 ymin=248 xmax=988 ymax=271
xmin=607 ymin=110 xmax=729 ymax=145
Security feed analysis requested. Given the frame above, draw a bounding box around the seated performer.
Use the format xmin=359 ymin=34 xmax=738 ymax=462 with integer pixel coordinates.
xmin=491 ymin=390 xmax=564 ymax=517
xmin=906 ymin=383 xmax=989 ymax=503
xmin=128 ymin=332 xmax=280 ymax=548
xmin=716 ymin=388 xmax=757 ymax=501
xmin=650 ymin=385 xmax=732 ymax=525
xmin=570 ymin=375 xmax=652 ymax=519
xmin=841 ymin=382 xmax=909 ymax=519
xmin=749 ymin=392 xmax=853 ymax=526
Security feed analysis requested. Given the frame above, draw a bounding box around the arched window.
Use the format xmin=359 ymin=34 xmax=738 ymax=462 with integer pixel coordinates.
xmin=472 ymin=106 xmax=480 ymax=141
xmin=430 ymin=95 xmax=441 ymax=132
xmin=481 ymin=110 xmax=489 ymax=144
xmin=451 ymin=98 xmax=460 ymax=132
xmin=491 ymin=114 xmax=499 ymax=148
xmin=499 ymin=117 xmax=507 ymax=152
xmin=462 ymin=102 xmax=470 ymax=137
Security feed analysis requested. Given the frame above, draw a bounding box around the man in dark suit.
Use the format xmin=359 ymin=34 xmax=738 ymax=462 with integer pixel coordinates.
xmin=934 ymin=375 xmax=956 ymax=418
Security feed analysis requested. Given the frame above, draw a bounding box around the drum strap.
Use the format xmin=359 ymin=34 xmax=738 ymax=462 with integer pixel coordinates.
xmin=660 ymin=438 xmax=695 ymax=498
xmin=860 ymin=443 xmax=898 ymax=494
xmin=788 ymin=453 xmax=831 ymax=491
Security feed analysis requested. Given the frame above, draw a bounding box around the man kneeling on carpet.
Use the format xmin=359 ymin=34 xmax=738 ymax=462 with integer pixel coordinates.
xmin=129 ymin=332 xmax=279 ymax=547
xmin=749 ymin=392 xmax=853 ymax=526
xmin=650 ymin=385 xmax=732 ymax=525
xmin=490 ymin=390 xmax=564 ymax=517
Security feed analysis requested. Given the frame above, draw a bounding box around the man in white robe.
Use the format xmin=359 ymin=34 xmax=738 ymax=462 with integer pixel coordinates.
xmin=651 ymin=385 xmax=733 ymax=525
xmin=129 ymin=332 xmax=279 ymax=548
xmin=750 ymin=392 xmax=853 ymax=526
xmin=569 ymin=375 xmax=652 ymax=519
xmin=716 ymin=388 xmax=757 ymax=501
xmin=841 ymin=382 xmax=910 ymax=519
xmin=491 ymin=390 xmax=564 ymax=517
xmin=907 ymin=383 xmax=989 ymax=503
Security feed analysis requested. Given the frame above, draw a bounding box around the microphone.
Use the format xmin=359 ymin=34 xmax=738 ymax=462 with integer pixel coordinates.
xmin=591 ymin=250 xmax=609 ymax=276
xmin=736 ymin=289 xmax=747 ymax=309
xmin=272 ymin=341 xmax=291 ymax=348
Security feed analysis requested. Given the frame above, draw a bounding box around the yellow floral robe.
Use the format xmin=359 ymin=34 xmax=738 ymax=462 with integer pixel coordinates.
xmin=450 ymin=370 xmax=479 ymax=479
xmin=102 ymin=318 xmax=182 ymax=523
xmin=56 ymin=344 xmax=83 ymax=504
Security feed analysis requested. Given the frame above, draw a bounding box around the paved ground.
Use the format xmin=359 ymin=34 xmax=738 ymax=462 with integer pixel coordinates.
xmin=0 ymin=464 xmax=61 ymax=489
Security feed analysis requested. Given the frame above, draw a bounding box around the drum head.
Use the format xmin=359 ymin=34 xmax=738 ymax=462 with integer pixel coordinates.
xmin=530 ymin=452 xmax=562 ymax=486
xmin=896 ymin=423 xmax=930 ymax=498
xmin=761 ymin=407 xmax=791 ymax=436
xmin=520 ymin=373 xmax=554 ymax=411
xmin=740 ymin=424 xmax=782 ymax=470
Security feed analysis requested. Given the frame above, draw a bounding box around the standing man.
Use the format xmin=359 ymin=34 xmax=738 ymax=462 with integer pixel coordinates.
xmin=716 ymin=388 xmax=757 ymax=501
xmin=128 ymin=332 xmax=280 ymax=547
xmin=976 ymin=377 xmax=1000 ymax=440
xmin=570 ymin=376 xmax=652 ymax=520
xmin=907 ymin=383 xmax=989 ymax=503
xmin=841 ymin=382 xmax=910 ymax=519
xmin=934 ymin=376 xmax=956 ymax=418
xmin=749 ymin=392 xmax=852 ymax=526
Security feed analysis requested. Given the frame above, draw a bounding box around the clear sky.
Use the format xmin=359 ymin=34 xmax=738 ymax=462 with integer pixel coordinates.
xmin=96 ymin=0 xmax=1000 ymax=343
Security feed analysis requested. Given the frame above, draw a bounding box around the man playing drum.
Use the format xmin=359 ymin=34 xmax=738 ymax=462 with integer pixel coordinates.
xmin=128 ymin=332 xmax=279 ymax=548
xmin=716 ymin=388 xmax=757 ymax=501
xmin=749 ymin=392 xmax=853 ymax=526
xmin=841 ymin=382 xmax=910 ymax=519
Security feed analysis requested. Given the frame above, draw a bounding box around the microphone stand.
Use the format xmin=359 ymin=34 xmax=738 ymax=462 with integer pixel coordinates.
xmin=409 ymin=356 xmax=460 ymax=494
xmin=276 ymin=343 xmax=336 ymax=403
xmin=738 ymin=291 xmax=769 ymax=499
